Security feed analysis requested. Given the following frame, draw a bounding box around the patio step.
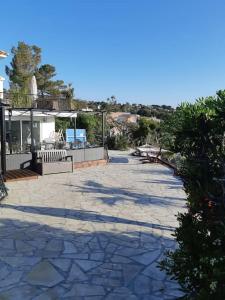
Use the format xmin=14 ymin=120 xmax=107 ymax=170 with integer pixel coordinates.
xmin=4 ymin=169 xmax=39 ymax=182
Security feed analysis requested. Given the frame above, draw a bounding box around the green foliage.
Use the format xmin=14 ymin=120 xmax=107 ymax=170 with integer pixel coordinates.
xmin=55 ymin=114 xmax=102 ymax=145
xmin=9 ymin=86 xmax=32 ymax=108
xmin=72 ymin=99 xmax=88 ymax=110
xmin=77 ymin=114 xmax=101 ymax=144
xmin=106 ymin=116 xmax=161 ymax=150
xmin=106 ymin=136 xmax=116 ymax=150
xmin=161 ymin=212 xmax=225 ymax=300
xmin=55 ymin=118 xmax=72 ymax=134
xmin=159 ymin=91 xmax=225 ymax=299
xmin=61 ymin=83 xmax=75 ymax=110
xmin=6 ymin=41 xmax=41 ymax=89
xmin=5 ymin=41 xmax=70 ymax=108
xmin=160 ymin=112 xmax=179 ymax=151
xmin=35 ymin=64 xmax=65 ymax=95
xmin=132 ymin=117 xmax=160 ymax=145
xmin=106 ymin=135 xmax=129 ymax=150
xmin=87 ymin=98 xmax=174 ymax=120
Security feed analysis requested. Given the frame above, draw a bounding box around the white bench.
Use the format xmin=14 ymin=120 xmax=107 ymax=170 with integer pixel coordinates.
xmin=35 ymin=150 xmax=73 ymax=175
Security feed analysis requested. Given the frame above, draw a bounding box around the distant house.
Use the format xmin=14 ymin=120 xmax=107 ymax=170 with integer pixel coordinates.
xmin=108 ymin=112 xmax=140 ymax=136
xmin=81 ymin=107 xmax=94 ymax=112
xmin=108 ymin=112 xmax=139 ymax=124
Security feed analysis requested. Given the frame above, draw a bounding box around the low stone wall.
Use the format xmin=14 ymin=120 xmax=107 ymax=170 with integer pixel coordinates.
xmin=5 ymin=153 xmax=33 ymax=171
xmin=67 ymin=147 xmax=105 ymax=162
xmin=74 ymin=159 xmax=107 ymax=169
xmin=3 ymin=147 xmax=106 ymax=171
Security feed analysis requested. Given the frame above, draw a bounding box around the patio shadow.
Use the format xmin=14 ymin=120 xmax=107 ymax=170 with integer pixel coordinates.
xmin=110 ymin=157 xmax=129 ymax=164
xmin=140 ymin=179 xmax=183 ymax=189
xmin=2 ymin=204 xmax=175 ymax=232
xmin=66 ymin=180 xmax=186 ymax=207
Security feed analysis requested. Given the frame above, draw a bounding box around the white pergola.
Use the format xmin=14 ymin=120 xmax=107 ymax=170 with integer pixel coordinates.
xmin=4 ymin=109 xmax=77 ymax=118
xmin=0 ymin=107 xmax=105 ymax=175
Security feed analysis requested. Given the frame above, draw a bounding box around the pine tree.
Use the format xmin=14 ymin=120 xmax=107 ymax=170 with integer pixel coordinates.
xmin=6 ymin=41 xmax=41 ymax=89
xmin=35 ymin=64 xmax=64 ymax=95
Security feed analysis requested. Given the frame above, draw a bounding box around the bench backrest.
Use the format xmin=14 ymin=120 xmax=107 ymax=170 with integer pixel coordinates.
xmin=36 ymin=150 xmax=67 ymax=163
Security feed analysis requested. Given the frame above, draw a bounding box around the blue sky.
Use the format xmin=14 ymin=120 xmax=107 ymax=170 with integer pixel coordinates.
xmin=1 ymin=0 xmax=225 ymax=107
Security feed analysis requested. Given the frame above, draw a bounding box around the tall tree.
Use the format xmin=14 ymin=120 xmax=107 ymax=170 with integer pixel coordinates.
xmin=35 ymin=64 xmax=64 ymax=95
xmin=6 ymin=41 xmax=41 ymax=89
xmin=61 ymin=83 xmax=75 ymax=109
xmin=132 ymin=117 xmax=160 ymax=145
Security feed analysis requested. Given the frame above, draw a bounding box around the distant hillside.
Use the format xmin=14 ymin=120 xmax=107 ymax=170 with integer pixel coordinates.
xmin=73 ymin=98 xmax=174 ymax=120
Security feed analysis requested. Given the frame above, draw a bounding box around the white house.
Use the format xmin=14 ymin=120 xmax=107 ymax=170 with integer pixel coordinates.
xmin=4 ymin=111 xmax=55 ymax=153
xmin=4 ymin=110 xmax=78 ymax=153
xmin=0 ymin=50 xmax=8 ymax=99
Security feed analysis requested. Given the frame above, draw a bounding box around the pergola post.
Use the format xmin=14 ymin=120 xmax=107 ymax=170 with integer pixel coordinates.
xmin=102 ymin=111 xmax=105 ymax=148
xmin=30 ymin=109 xmax=34 ymax=153
xmin=74 ymin=116 xmax=77 ymax=147
xmin=0 ymin=105 xmax=6 ymax=175
xmin=8 ymin=109 xmax=12 ymax=154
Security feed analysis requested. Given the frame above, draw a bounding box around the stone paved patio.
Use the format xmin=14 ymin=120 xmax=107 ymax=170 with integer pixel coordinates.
xmin=0 ymin=150 xmax=186 ymax=300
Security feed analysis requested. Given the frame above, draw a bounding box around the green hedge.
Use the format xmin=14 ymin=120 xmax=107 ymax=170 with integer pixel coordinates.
xmin=159 ymin=91 xmax=225 ymax=299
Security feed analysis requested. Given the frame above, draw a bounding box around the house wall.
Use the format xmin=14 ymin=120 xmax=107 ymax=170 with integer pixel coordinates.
xmin=40 ymin=117 xmax=55 ymax=141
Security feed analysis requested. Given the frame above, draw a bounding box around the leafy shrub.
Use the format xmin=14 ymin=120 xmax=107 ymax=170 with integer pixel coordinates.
xmin=159 ymin=91 xmax=225 ymax=299
xmin=106 ymin=136 xmax=116 ymax=150
xmin=115 ymin=135 xmax=129 ymax=150
xmin=107 ymin=135 xmax=129 ymax=150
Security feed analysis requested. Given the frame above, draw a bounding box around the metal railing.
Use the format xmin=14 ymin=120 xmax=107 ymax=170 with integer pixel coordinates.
xmin=2 ymin=92 xmax=72 ymax=110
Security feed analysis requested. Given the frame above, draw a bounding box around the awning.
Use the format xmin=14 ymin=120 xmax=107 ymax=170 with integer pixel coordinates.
xmin=4 ymin=109 xmax=78 ymax=118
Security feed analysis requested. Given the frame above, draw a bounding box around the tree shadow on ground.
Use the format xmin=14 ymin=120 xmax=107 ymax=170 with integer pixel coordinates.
xmin=140 ymin=179 xmax=184 ymax=190
xmin=64 ymin=180 xmax=185 ymax=207
xmin=109 ymin=157 xmax=129 ymax=164
xmin=2 ymin=204 xmax=175 ymax=232
xmin=0 ymin=216 xmax=183 ymax=299
xmin=133 ymin=167 xmax=174 ymax=176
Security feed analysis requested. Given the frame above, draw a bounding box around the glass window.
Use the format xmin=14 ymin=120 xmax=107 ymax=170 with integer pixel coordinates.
xmin=6 ymin=121 xmax=21 ymax=153
xmin=22 ymin=121 xmax=40 ymax=152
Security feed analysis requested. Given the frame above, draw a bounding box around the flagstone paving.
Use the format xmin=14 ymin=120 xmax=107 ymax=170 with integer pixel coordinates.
xmin=0 ymin=150 xmax=186 ymax=299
